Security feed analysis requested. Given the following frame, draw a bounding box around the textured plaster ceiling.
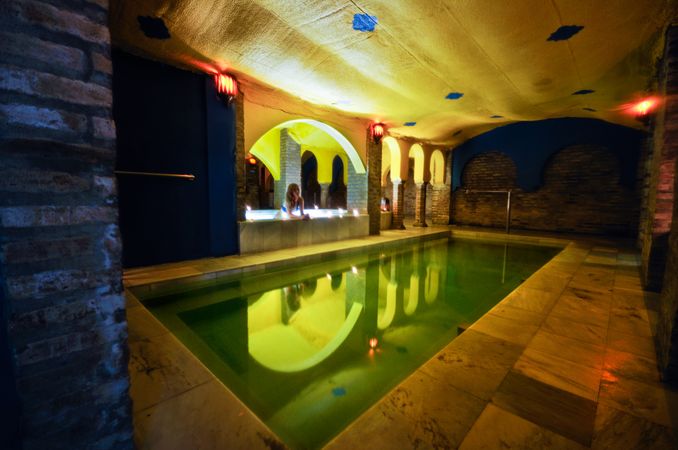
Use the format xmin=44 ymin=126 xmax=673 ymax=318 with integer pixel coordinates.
xmin=110 ymin=0 xmax=676 ymax=145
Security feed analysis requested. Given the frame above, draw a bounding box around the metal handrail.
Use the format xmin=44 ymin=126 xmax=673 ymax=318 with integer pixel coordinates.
xmin=464 ymin=189 xmax=512 ymax=234
xmin=114 ymin=170 xmax=195 ymax=181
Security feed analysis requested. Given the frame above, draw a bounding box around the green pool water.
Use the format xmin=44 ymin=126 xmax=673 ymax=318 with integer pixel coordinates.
xmin=141 ymin=238 xmax=560 ymax=449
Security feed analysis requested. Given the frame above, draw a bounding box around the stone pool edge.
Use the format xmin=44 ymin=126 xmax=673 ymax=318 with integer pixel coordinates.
xmin=125 ymin=229 xmax=577 ymax=449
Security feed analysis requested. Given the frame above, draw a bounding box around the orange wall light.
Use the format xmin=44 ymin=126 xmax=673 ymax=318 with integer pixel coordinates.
xmin=214 ymin=73 xmax=238 ymax=104
xmin=371 ymin=122 xmax=385 ymax=144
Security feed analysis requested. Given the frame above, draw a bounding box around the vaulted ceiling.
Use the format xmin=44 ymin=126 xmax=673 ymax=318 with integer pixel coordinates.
xmin=110 ymin=0 xmax=676 ymax=145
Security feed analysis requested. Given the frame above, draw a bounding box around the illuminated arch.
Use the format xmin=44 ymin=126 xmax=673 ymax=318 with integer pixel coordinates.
xmin=249 ymin=119 xmax=365 ymax=181
xmin=409 ymin=144 xmax=425 ymax=184
xmin=381 ymin=142 xmax=392 ymax=185
xmin=430 ymin=150 xmax=446 ymax=185
xmin=382 ymin=136 xmax=401 ymax=182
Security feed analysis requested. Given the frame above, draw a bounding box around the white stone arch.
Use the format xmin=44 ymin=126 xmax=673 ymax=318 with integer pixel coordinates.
xmin=249 ymin=119 xmax=365 ymax=181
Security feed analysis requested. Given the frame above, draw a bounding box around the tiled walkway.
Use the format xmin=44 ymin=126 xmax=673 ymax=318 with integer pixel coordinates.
xmin=124 ymin=227 xmax=678 ymax=449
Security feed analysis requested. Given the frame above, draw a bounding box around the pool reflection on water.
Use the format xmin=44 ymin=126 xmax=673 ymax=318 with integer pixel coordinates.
xmin=142 ymin=238 xmax=560 ymax=449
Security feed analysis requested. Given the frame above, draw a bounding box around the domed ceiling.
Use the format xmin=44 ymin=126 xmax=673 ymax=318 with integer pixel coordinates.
xmin=110 ymin=0 xmax=676 ymax=145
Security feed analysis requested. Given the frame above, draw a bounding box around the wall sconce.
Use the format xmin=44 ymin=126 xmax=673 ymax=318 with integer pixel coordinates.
xmin=214 ymin=73 xmax=238 ymax=105
xmin=371 ymin=122 xmax=385 ymax=144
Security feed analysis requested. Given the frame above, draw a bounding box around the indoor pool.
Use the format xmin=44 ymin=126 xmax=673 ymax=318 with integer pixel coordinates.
xmin=139 ymin=238 xmax=560 ymax=449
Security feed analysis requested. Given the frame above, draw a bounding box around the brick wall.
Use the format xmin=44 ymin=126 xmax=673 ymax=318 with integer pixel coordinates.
xmin=367 ymin=133 xmax=381 ymax=234
xmin=640 ymin=27 xmax=677 ymax=291
xmin=0 ymin=1 xmax=133 ymax=448
xmin=452 ymin=147 xmax=640 ymax=235
xmin=655 ymin=25 xmax=678 ymax=381
xmin=347 ymin=161 xmax=368 ymax=211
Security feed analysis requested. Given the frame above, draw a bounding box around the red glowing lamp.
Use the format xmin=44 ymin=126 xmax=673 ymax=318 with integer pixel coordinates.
xmin=248 ymin=157 xmax=257 ymax=165
xmin=214 ymin=73 xmax=238 ymax=105
xmin=371 ymin=123 xmax=385 ymax=144
xmin=632 ymin=97 xmax=658 ymax=117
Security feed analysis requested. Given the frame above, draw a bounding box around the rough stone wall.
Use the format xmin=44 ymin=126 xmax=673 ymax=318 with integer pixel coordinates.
xmin=0 ymin=1 xmax=133 ymax=448
xmin=656 ymin=25 xmax=678 ymax=381
xmin=452 ymin=147 xmax=641 ymax=235
xmin=431 ymin=184 xmax=450 ymax=225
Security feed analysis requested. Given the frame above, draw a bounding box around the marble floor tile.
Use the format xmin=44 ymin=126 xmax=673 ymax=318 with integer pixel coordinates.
xmin=486 ymin=303 xmax=545 ymax=326
xmin=470 ymin=312 xmax=540 ymax=347
xmin=599 ymin=375 xmax=678 ymax=428
xmin=513 ymin=347 xmax=602 ymax=401
xmin=459 ymin=403 xmax=586 ymax=450
xmin=329 ymin=371 xmax=487 ymax=450
xmin=591 ymin=404 xmax=676 ymax=450
xmin=134 ymin=380 xmax=281 ymax=450
xmin=128 ymin=333 xmax=213 ymax=413
xmin=609 ymin=306 xmax=653 ymax=338
xmin=501 ymin=287 xmax=560 ymax=315
xmin=606 ymin=330 xmax=657 ymax=360
xmin=541 ymin=315 xmax=607 ymax=347
xmin=603 ymin=349 xmax=660 ymax=385
xmin=520 ymin=272 xmax=570 ymax=293
xmin=527 ymin=329 xmax=605 ymax=370
xmin=421 ymin=329 xmax=524 ymax=400
xmin=492 ymin=371 xmax=597 ymax=446
xmin=549 ymin=296 xmax=610 ymax=329
xmin=561 ymin=284 xmax=613 ymax=309
xmin=126 ymin=306 xmax=169 ymax=342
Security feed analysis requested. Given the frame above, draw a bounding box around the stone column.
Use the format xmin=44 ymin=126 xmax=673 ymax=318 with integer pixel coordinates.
xmin=431 ymin=153 xmax=452 ymax=225
xmin=391 ymin=180 xmax=406 ymax=229
xmin=347 ymin=162 xmax=368 ymax=212
xmin=0 ymin=1 xmax=133 ymax=447
xmin=367 ymin=132 xmax=382 ymax=235
xmin=320 ymin=183 xmax=330 ymax=208
xmin=234 ymin=91 xmax=246 ymax=221
xmin=430 ymin=184 xmax=450 ymax=225
xmin=413 ymin=182 xmax=429 ymax=227
xmin=274 ymin=128 xmax=301 ymax=209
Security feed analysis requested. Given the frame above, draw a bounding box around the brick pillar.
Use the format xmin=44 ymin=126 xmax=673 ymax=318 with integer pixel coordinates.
xmin=413 ymin=182 xmax=429 ymax=227
xmin=234 ymin=91 xmax=246 ymax=221
xmin=367 ymin=133 xmax=382 ymax=235
xmin=431 ymin=184 xmax=451 ymax=225
xmin=641 ymin=27 xmax=678 ymax=291
xmin=320 ymin=183 xmax=330 ymax=208
xmin=655 ymin=25 xmax=678 ymax=381
xmin=0 ymin=1 xmax=133 ymax=448
xmin=391 ymin=180 xmax=406 ymax=229
xmin=274 ymin=128 xmax=301 ymax=209
xmin=447 ymin=151 xmax=455 ymax=224
xmin=347 ymin=162 xmax=368 ymax=212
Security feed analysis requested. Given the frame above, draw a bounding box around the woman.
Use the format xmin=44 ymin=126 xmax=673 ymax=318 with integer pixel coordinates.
xmin=284 ymin=183 xmax=310 ymax=220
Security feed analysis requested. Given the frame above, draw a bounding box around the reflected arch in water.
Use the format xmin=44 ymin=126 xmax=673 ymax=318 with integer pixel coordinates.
xmin=247 ymin=274 xmax=364 ymax=373
xmin=425 ymin=265 xmax=440 ymax=304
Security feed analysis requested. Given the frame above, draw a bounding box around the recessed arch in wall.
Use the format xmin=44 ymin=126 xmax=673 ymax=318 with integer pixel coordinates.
xmin=430 ymin=150 xmax=446 ymax=185
xmin=409 ymin=144 xmax=425 ymax=184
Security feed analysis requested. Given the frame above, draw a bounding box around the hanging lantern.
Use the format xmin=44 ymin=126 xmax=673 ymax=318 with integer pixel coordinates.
xmin=371 ymin=122 xmax=385 ymax=144
xmin=214 ymin=73 xmax=238 ymax=104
